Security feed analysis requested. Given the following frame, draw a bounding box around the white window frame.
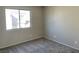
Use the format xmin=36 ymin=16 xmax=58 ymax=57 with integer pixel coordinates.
xmin=5 ymin=9 xmax=31 ymax=30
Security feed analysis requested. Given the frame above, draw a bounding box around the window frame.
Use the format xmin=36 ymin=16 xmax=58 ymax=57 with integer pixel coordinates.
xmin=5 ymin=9 xmax=31 ymax=30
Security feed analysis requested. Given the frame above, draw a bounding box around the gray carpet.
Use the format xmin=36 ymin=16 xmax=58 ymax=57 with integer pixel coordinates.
xmin=0 ymin=38 xmax=79 ymax=53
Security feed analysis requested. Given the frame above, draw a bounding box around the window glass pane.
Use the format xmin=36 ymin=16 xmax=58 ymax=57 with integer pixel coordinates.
xmin=20 ymin=10 xmax=30 ymax=28
xmin=5 ymin=9 xmax=19 ymax=30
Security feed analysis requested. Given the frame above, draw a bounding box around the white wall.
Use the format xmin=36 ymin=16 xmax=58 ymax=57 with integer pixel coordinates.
xmin=1 ymin=6 xmax=79 ymax=50
xmin=0 ymin=6 xmax=44 ymax=48
xmin=44 ymin=6 xmax=79 ymax=50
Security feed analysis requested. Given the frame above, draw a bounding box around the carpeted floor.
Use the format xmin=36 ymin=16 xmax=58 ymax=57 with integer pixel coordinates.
xmin=0 ymin=38 xmax=79 ymax=53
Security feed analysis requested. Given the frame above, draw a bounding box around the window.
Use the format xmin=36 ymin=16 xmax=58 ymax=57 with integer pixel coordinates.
xmin=5 ymin=9 xmax=30 ymax=30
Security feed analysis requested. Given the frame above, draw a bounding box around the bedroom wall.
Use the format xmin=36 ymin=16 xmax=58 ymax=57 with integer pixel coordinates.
xmin=0 ymin=6 xmax=44 ymax=48
xmin=44 ymin=6 xmax=79 ymax=50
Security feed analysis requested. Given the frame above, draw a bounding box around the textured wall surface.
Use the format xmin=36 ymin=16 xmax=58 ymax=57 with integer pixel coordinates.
xmin=44 ymin=7 xmax=79 ymax=50
xmin=0 ymin=6 xmax=44 ymax=48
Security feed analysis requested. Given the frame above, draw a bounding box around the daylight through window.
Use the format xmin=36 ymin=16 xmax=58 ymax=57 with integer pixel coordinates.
xmin=5 ymin=9 xmax=30 ymax=30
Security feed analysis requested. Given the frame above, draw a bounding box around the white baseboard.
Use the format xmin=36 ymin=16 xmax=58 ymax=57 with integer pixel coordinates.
xmin=1 ymin=34 xmax=79 ymax=51
xmin=0 ymin=35 xmax=43 ymax=49
xmin=44 ymin=35 xmax=79 ymax=51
